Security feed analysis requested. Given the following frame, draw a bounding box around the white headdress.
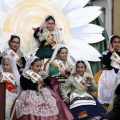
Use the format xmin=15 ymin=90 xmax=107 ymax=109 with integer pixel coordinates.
xmin=42 ymin=15 xmax=64 ymax=43
xmin=23 ymin=55 xmax=38 ymax=75
xmin=50 ymin=44 xmax=66 ymax=62
xmin=108 ymin=35 xmax=115 ymax=48
xmin=71 ymin=59 xmax=93 ymax=77
xmin=46 ymin=44 xmax=75 ymax=74
xmin=40 ymin=15 xmax=56 ymax=28
xmin=23 ymin=55 xmax=47 ymax=80
xmin=102 ymin=35 xmax=115 ymax=55
xmin=102 ymin=35 xmax=120 ymax=55
xmin=0 ymin=55 xmax=20 ymax=86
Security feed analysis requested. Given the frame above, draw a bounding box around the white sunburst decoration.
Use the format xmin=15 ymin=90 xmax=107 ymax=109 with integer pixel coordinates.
xmin=0 ymin=0 xmax=104 ymax=61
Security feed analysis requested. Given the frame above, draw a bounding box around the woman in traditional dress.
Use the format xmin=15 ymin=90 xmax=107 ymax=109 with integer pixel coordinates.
xmin=33 ymin=15 xmax=65 ymax=59
xmin=45 ymin=44 xmax=74 ymax=97
xmin=98 ymin=35 xmax=120 ymax=105
xmin=11 ymin=56 xmax=74 ymax=120
xmin=0 ymin=35 xmax=26 ymax=74
xmin=0 ymin=55 xmax=20 ymax=120
xmin=61 ymin=60 xmax=105 ymax=119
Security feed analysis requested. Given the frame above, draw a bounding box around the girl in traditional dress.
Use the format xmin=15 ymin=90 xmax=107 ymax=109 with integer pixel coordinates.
xmin=33 ymin=15 xmax=65 ymax=59
xmin=61 ymin=60 xmax=105 ymax=119
xmin=0 ymin=35 xmax=26 ymax=74
xmin=0 ymin=55 xmax=20 ymax=120
xmin=12 ymin=56 xmax=74 ymax=120
xmin=45 ymin=44 xmax=74 ymax=96
xmin=98 ymin=35 xmax=120 ymax=105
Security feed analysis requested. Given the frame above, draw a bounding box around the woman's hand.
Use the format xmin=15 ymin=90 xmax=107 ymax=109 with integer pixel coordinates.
xmin=60 ymin=69 xmax=66 ymax=76
xmin=0 ymin=72 xmax=3 ymax=82
xmin=38 ymin=78 xmax=44 ymax=86
xmin=86 ymin=77 xmax=92 ymax=85
xmin=19 ymin=68 xmax=24 ymax=72
xmin=11 ymin=88 xmax=18 ymax=93
xmin=109 ymin=43 xmax=114 ymax=52
xmin=64 ymin=98 xmax=70 ymax=104
xmin=66 ymin=67 xmax=70 ymax=72
xmin=40 ymin=22 xmax=47 ymax=31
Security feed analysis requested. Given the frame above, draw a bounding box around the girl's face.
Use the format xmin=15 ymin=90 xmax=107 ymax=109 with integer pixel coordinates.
xmin=46 ymin=19 xmax=55 ymax=31
xmin=58 ymin=48 xmax=68 ymax=60
xmin=111 ymin=38 xmax=120 ymax=50
xmin=30 ymin=61 xmax=42 ymax=74
xmin=9 ymin=38 xmax=20 ymax=51
xmin=2 ymin=59 xmax=11 ymax=72
xmin=76 ymin=63 xmax=86 ymax=76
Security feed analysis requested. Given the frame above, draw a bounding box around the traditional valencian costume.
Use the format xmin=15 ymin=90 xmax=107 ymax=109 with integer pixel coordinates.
xmin=33 ymin=15 xmax=65 ymax=59
xmin=98 ymin=35 xmax=120 ymax=104
xmin=0 ymin=35 xmax=26 ymax=74
xmin=45 ymin=44 xmax=74 ymax=96
xmin=11 ymin=56 xmax=74 ymax=120
xmin=61 ymin=60 xmax=105 ymax=119
xmin=0 ymin=55 xmax=20 ymax=120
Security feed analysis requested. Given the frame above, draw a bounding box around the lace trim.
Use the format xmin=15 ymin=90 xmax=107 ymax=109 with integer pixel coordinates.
xmin=98 ymin=69 xmax=117 ymax=104
xmin=16 ymin=88 xmax=58 ymax=118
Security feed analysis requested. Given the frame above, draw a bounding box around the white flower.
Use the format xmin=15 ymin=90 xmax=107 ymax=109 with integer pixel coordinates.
xmin=0 ymin=0 xmax=104 ymax=61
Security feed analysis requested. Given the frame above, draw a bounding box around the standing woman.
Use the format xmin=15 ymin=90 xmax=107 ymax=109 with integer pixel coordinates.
xmin=33 ymin=15 xmax=65 ymax=59
xmin=98 ymin=35 xmax=120 ymax=105
xmin=0 ymin=35 xmax=26 ymax=74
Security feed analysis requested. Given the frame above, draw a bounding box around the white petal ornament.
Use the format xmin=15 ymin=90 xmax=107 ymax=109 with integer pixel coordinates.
xmin=70 ymin=24 xmax=104 ymax=34
xmin=0 ymin=0 xmax=105 ymax=62
xmin=68 ymin=40 xmax=101 ymax=61
xmin=61 ymin=0 xmax=90 ymax=12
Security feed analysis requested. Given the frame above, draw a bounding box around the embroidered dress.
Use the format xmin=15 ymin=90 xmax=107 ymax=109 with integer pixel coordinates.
xmin=61 ymin=60 xmax=105 ymax=119
xmin=12 ymin=74 xmax=74 ymax=120
xmin=98 ymin=50 xmax=120 ymax=104
xmin=62 ymin=73 xmax=105 ymax=119
xmin=48 ymin=58 xmax=74 ymax=97
xmin=33 ymin=24 xmax=64 ymax=59
xmin=16 ymin=87 xmax=59 ymax=118
xmin=11 ymin=56 xmax=74 ymax=120
xmin=45 ymin=45 xmax=74 ymax=97
xmin=98 ymin=69 xmax=117 ymax=104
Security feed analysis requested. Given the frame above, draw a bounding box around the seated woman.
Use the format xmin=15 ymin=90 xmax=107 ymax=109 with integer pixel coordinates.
xmin=33 ymin=15 xmax=65 ymax=59
xmin=0 ymin=35 xmax=26 ymax=74
xmin=11 ymin=56 xmax=74 ymax=120
xmin=46 ymin=44 xmax=74 ymax=96
xmin=61 ymin=60 xmax=105 ymax=119
xmin=0 ymin=55 xmax=20 ymax=120
xmin=98 ymin=35 xmax=120 ymax=105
